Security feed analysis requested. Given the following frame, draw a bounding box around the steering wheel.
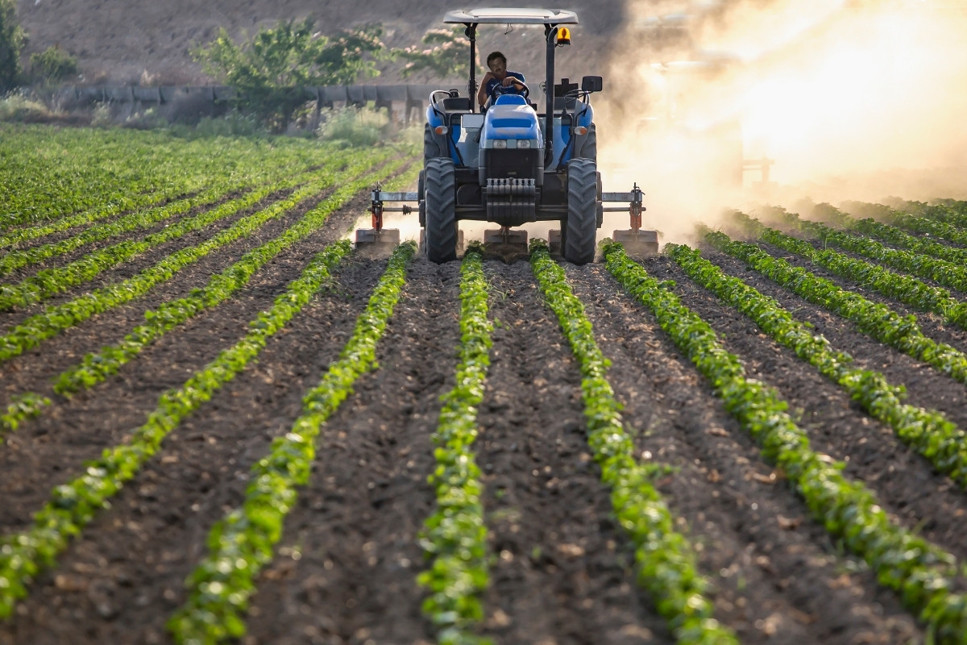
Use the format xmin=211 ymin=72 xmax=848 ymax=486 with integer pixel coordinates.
xmin=492 ymin=79 xmax=530 ymax=101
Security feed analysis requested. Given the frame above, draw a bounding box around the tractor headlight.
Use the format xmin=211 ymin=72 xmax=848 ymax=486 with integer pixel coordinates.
xmin=517 ymin=139 xmax=533 ymax=149
xmin=493 ymin=140 xmax=508 ymax=149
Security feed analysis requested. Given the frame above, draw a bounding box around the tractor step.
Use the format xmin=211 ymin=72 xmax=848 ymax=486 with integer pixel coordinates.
xmin=355 ymin=228 xmax=401 ymax=256
xmin=483 ymin=228 xmax=529 ymax=263
xmin=613 ymin=229 xmax=659 ymax=257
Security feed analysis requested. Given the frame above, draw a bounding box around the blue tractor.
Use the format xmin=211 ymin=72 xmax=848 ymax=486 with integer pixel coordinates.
xmin=365 ymin=8 xmax=654 ymax=264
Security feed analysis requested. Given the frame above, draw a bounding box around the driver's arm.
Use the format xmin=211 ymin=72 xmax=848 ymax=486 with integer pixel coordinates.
xmin=477 ymin=73 xmax=494 ymax=108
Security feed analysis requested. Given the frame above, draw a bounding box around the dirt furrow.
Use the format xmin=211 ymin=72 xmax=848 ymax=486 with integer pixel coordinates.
xmin=681 ymin=250 xmax=967 ymax=557
xmin=0 ymin=255 xmax=385 ymax=645
xmin=566 ymin=261 xmax=922 ymax=644
xmin=0 ymin=207 xmax=369 ymax=529
xmin=243 ymin=258 xmax=461 ymax=645
xmin=476 ymin=261 xmax=671 ymax=645
xmin=698 ymin=249 xmax=967 ymax=427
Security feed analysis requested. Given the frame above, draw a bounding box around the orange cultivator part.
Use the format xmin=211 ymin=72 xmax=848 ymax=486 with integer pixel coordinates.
xmin=355 ymin=183 xmax=401 ymax=252
xmin=611 ymin=183 xmax=658 ymax=256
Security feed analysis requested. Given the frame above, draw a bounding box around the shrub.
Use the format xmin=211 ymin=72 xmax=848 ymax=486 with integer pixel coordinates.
xmin=29 ymin=46 xmax=78 ymax=84
xmin=0 ymin=0 xmax=26 ymax=92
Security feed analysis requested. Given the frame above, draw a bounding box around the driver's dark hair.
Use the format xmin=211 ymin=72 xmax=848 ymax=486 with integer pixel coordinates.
xmin=486 ymin=51 xmax=507 ymax=68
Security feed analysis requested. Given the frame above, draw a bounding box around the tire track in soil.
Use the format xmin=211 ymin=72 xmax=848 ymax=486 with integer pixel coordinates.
xmin=0 ymin=256 xmax=385 ymax=645
xmin=566 ymin=261 xmax=922 ymax=644
xmin=476 ymin=261 xmax=671 ymax=645
xmin=682 ymin=251 xmax=967 ymax=560
xmin=242 ymin=259 xmax=461 ymax=645
xmin=0 ymin=197 xmax=373 ymax=530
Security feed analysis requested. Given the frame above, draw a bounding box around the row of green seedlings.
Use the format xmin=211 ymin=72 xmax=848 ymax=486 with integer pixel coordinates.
xmin=603 ymin=241 xmax=967 ymax=642
xmin=776 ymin=204 xmax=967 ymax=298
xmin=702 ymin=229 xmax=967 ymax=389
xmin=829 ymin=203 xmax=967 ymax=268
xmin=870 ymin=202 xmax=967 ymax=248
xmin=668 ymin=242 xmax=967 ymax=488
xmin=0 ymin=141 xmax=326 ymax=252
xmin=0 ymin=233 xmax=397 ymax=619
xmin=903 ymin=200 xmax=967 ymax=226
xmin=0 ymin=125 xmax=194 ymax=228
xmin=0 ymin=157 xmax=416 ymax=436
xmin=0 ymin=145 xmax=335 ymax=275
xmin=165 ymin=242 xmax=417 ymax=644
xmin=415 ymin=246 xmax=493 ymax=645
xmin=0 ymin=125 xmax=330 ymax=229
xmin=728 ymin=211 xmax=967 ymax=329
xmin=0 ymin=156 xmax=358 ymax=310
xmin=0 ymin=148 xmax=396 ymax=365
xmin=531 ymin=240 xmax=738 ymax=644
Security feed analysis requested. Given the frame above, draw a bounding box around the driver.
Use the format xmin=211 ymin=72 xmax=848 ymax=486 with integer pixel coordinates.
xmin=477 ymin=51 xmax=526 ymax=109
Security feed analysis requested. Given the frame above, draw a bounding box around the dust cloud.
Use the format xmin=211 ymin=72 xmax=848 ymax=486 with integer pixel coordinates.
xmin=595 ymin=0 xmax=967 ymax=243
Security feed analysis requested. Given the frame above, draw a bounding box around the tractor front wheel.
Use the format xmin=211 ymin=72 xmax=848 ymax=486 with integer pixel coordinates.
xmin=563 ymin=158 xmax=598 ymax=264
xmin=423 ymin=158 xmax=458 ymax=263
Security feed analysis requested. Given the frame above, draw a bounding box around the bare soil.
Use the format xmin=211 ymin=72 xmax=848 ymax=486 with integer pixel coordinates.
xmin=4 ymin=171 xmax=967 ymax=642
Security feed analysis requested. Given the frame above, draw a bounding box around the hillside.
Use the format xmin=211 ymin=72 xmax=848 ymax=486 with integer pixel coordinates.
xmin=15 ymin=0 xmax=630 ymax=85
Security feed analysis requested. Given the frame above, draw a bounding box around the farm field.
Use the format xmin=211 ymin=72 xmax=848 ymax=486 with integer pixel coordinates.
xmin=3 ymin=124 xmax=967 ymax=644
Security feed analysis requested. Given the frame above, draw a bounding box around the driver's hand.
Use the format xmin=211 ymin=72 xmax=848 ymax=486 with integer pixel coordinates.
xmin=502 ymin=77 xmax=516 ymax=87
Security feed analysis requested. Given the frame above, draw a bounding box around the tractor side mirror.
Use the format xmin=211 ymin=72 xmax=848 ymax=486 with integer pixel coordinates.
xmin=581 ymin=76 xmax=603 ymax=93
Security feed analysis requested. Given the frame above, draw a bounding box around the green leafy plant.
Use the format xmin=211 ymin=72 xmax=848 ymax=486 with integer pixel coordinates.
xmin=604 ymin=240 xmax=967 ymax=641
xmin=166 ymin=241 xmax=416 ymax=643
xmin=0 ymin=237 xmax=360 ymax=620
xmin=29 ymin=45 xmax=78 ymax=85
xmin=0 ymin=0 xmax=25 ymax=92
xmin=532 ymin=240 xmax=737 ymax=644
xmin=192 ymin=19 xmax=386 ymax=130
xmin=417 ymin=245 xmax=494 ymax=645
xmin=397 ymin=26 xmax=470 ymax=80
xmin=669 ymin=242 xmax=967 ymax=489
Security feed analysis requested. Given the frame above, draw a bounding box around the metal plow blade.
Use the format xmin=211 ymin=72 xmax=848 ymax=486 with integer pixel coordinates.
xmin=612 ymin=229 xmax=660 ymax=257
xmin=483 ymin=228 xmax=529 ymax=263
xmin=355 ymin=228 xmax=401 ymax=257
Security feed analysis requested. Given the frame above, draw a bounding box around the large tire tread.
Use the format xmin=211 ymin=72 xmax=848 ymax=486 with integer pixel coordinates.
xmin=563 ymin=158 xmax=598 ymax=265
xmin=424 ymin=158 xmax=458 ymax=263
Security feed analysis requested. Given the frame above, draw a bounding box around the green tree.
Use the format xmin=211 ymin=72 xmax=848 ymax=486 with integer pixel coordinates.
xmin=192 ymin=18 xmax=385 ymax=130
xmin=397 ymin=26 xmax=470 ymax=80
xmin=30 ymin=45 xmax=78 ymax=85
xmin=0 ymin=0 xmax=26 ymax=92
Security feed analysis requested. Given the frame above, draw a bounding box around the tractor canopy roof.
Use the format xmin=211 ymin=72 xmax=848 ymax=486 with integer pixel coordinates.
xmin=443 ymin=8 xmax=578 ymax=25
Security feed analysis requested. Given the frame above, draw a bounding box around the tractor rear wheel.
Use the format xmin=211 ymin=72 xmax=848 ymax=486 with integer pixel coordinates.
xmin=424 ymin=158 xmax=458 ymax=263
xmin=563 ymin=158 xmax=598 ymax=265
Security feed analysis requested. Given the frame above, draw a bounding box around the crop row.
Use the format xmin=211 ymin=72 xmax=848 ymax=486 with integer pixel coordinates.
xmin=668 ymin=242 xmax=967 ymax=488
xmin=0 ymin=163 xmax=350 ymax=310
xmin=166 ymin=242 xmax=417 ymax=644
xmin=728 ymin=211 xmax=967 ymax=329
xmin=532 ymin=240 xmax=737 ymax=644
xmin=0 ymin=147 xmax=343 ymax=276
xmin=416 ymin=246 xmax=494 ymax=645
xmin=0 ymin=155 xmax=414 ymax=436
xmin=0 ymin=149 xmax=396 ymax=364
xmin=0 ymin=124 xmax=331 ymax=228
xmin=704 ymin=229 xmax=967 ymax=387
xmin=780 ymin=206 xmax=967 ymax=297
xmin=604 ymin=241 xmax=967 ymax=641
